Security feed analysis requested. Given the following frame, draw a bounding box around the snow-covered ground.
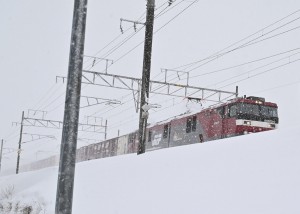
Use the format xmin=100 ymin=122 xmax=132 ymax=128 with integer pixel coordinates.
xmin=0 ymin=125 xmax=299 ymax=214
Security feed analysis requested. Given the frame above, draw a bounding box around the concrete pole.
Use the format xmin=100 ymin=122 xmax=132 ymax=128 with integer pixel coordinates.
xmin=138 ymin=0 xmax=155 ymax=155
xmin=55 ymin=0 xmax=88 ymax=213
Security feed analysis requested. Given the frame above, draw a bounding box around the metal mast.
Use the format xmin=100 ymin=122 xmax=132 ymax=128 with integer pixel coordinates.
xmin=55 ymin=0 xmax=88 ymax=213
xmin=16 ymin=111 xmax=24 ymax=174
xmin=138 ymin=0 xmax=155 ymax=155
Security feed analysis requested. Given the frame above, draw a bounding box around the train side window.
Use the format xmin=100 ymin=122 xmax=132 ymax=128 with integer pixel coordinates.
xmin=186 ymin=118 xmax=192 ymax=133
xmin=229 ymin=105 xmax=237 ymax=117
xmin=192 ymin=116 xmax=197 ymax=132
xmin=163 ymin=125 xmax=169 ymax=138
xmin=148 ymin=131 xmax=152 ymax=142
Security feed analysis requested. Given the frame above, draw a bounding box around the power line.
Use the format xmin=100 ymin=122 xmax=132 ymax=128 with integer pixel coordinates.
xmin=249 ymin=80 xmax=300 ymax=94
xmin=181 ymin=20 xmax=300 ymax=74
xmin=172 ymin=9 xmax=300 ymax=71
xmin=217 ymin=57 xmax=300 ymax=90
xmin=209 ymin=52 xmax=300 ymax=88
xmin=31 ymin=83 xmax=57 ymax=110
xmin=142 ymin=10 xmax=300 ymax=98
xmin=169 ymin=47 xmax=300 ymax=79
xmin=154 ymin=22 xmax=300 ymax=89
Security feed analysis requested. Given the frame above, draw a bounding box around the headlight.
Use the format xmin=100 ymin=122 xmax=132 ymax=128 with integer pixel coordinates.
xmin=244 ymin=121 xmax=251 ymax=125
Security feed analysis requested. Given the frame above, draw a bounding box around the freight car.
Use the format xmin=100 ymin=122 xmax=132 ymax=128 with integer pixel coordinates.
xmin=21 ymin=96 xmax=279 ymax=172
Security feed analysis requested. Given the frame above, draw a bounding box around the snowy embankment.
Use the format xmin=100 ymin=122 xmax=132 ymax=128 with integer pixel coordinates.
xmin=0 ymin=125 xmax=299 ymax=214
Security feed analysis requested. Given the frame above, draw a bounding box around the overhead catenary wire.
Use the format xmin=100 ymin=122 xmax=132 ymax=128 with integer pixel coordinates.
xmin=207 ymin=52 xmax=300 ymax=88
xmin=160 ymin=47 xmax=300 ymax=81
xmin=31 ymin=83 xmax=57 ymax=110
xmin=171 ymin=9 xmax=300 ymax=71
xmin=146 ymin=11 xmax=300 ymax=92
xmin=148 ymin=45 xmax=300 ymax=104
xmin=216 ymin=57 xmax=300 ymax=90
xmin=152 ymin=22 xmax=300 ymax=91
xmin=249 ymin=80 xmax=300 ymax=94
xmin=175 ymin=18 xmax=300 ymax=75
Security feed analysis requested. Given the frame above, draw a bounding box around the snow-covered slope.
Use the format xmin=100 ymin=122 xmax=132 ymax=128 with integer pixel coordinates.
xmin=0 ymin=125 xmax=299 ymax=214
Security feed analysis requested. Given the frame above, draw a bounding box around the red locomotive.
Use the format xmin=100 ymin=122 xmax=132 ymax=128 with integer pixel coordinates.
xmin=146 ymin=96 xmax=278 ymax=150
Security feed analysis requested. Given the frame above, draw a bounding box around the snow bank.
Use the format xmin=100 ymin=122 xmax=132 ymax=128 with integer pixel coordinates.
xmin=1 ymin=125 xmax=299 ymax=214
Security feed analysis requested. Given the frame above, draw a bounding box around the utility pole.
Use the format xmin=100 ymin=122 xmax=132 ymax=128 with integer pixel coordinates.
xmin=137 ymin=0 xmax=156 ymax=155
xmin=16 ymin=111 xmax=24 ymax=174
xmin=0 ymin=139 xmax=3 ymax=172
xmin=55 ymin=0 xmax=88 ymax=213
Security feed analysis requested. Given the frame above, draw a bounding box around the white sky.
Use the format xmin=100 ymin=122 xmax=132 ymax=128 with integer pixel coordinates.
xmin=1 ymin=0 xmax=300 ymax=171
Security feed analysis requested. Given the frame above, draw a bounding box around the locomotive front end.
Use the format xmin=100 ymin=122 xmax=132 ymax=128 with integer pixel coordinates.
xmin=232 ymin=96 xmax=279 ymax=135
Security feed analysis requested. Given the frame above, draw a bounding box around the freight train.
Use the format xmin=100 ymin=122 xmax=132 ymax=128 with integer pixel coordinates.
xmin=21 ymin=96 xmax=279 ymax=172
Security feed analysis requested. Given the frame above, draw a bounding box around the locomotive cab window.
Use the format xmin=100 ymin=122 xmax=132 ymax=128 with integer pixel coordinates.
xmin=238 ymin=103 xmax=260 ymax=116
xmin=260 ymin=106 xmax=278 ymax=117
xmin=229 ymin=105 xmax=237 ymax=117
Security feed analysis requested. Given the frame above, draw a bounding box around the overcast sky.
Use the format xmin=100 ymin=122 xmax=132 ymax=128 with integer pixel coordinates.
xmin=1 ymin=0 xmax=300 ymax=171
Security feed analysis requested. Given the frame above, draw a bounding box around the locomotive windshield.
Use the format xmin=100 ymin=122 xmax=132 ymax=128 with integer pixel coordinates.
xmin=260 ymin=106 xmax=278 ymax=117
xmin=238 ymin=103 xmax=260 ymax=116
xmin=229 ymin=103 xmax=278 ymax=121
